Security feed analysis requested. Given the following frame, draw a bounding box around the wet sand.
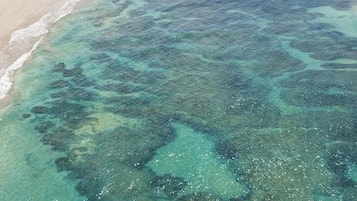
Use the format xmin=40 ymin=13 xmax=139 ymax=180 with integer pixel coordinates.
xmin=0 ymin=0 xmax=67 ymax=50
xmin=0 ymin=0 xmax=82 ymax=103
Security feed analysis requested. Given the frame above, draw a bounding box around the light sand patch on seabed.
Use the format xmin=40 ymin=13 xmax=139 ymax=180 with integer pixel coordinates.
xmin=308 ymin=3 xmax=357 ymax=38
xmin=0 ymin=0 xmax=82 ymax=102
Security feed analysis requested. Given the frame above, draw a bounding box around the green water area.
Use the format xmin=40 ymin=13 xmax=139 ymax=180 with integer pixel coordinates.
xmin=0 ymin=0 xmax=356 ymax=200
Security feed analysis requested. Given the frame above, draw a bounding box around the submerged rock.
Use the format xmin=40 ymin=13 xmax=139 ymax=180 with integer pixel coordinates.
xmin=34 ymin=121 xmax=55 ymax=134
xmin=22 ymin=113 xmax=32 ymax=119
xmin=52 ymin=62 xmax=66 ymax=72
xmin=41 ymin=128 xmax=74 ymax=151
xmin=62 ymin=66 xmax=83 ymax=77
xmin=215 ymin=140 xmax=241 ymax=160
xmin=48 ymin=80 xmax=71 ymax=89
xmin=31 ymin=106 xmax=50 ymax=114
xmin=151 ymin=174 xmax=187 ymax=198
xmin=50 ymin=87 xmax=95 ymax=101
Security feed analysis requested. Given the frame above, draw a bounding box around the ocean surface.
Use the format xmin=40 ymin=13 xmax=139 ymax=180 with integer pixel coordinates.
xmin=1 ymin=0 xmax=357 ymax=200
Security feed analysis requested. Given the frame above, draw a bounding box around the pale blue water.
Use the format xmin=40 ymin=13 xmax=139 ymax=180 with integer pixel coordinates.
xmin=1 ymin=0 xmax=357 ymax=200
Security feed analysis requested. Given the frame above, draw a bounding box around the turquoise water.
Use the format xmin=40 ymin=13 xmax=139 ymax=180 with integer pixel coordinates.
xmin=1 ymin=0 xmax=357 ymax=200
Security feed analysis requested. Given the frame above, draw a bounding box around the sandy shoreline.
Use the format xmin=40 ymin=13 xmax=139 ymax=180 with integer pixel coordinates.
xmin=0 ymin=0 xmax=83 ymax=104
xmin=0 ymin=0 xmax=68 ymax=51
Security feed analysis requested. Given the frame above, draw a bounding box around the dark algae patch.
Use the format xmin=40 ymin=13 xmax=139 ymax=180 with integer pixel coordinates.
xmin=5 ymin=0 xmax=356 ymax=200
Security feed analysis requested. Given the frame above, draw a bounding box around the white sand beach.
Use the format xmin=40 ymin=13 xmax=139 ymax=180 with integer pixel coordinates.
xmin=0 ymin=0 xmax=67 ymax=50
xmin=0 ymin=0 xmax=81 ymax=102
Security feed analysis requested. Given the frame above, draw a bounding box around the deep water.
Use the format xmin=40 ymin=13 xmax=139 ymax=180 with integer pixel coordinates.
xmin=1 ymin=0 xmax=357 ymax=200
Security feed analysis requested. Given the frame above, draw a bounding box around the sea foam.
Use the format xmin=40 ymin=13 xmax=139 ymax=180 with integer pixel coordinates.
xmin=0 ymin=39 xmax=42 ymax=99
xmin=0 ymin=0 xmax=82 ymax=100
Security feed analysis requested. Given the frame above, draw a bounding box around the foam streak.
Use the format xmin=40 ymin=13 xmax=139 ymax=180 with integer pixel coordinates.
xmin=0 ymin=38 xmax=42 ymax=99
xmin=0 ymin=0 xmax=82 ymax=100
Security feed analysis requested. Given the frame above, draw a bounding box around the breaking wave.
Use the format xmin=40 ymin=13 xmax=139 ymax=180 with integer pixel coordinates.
xmin=0 ymin=0 xmax=82 ymax=100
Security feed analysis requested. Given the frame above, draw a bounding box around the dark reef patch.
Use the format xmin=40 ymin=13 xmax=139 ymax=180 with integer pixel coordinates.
xmin=55 ymin=157 xmax=73 ymax=172
xmin=177 ymin=192 xmax=224 ymax=201
xmin=255 ymin=51 xmax=306 ymax=77
xmin=51 ymin=62 xmax=66 ymax=73
xmin=279 ymin=70 xmax=357 ymax=107
xmin=22 ymin=113 xmax=32 ymax=119
xmin=41 ymin=128 xmax=74 ymax=151
xmin=48 ymin=80 xmax=71 ymax=89
xmin=93 ymin=122 xmax=175 ymax=168
xmin=22 ymin=0 xmax=357 ymax=200
xmin=326 ymin=141 xmax=357 ymax=188
xmin=151 ymin=174 xmax=187 ymax=198
xmin=50 ymin=87 xmax=95 ymax=101
xmin=215 ymin=139 xmax=242 ymax=160
xmin=62 ymin=67 xmax=83 ymax=78
xmin=34 ymin=121 xmax=55 ymax=134
xmin=104 ymin=95 xmax=158 ymax=118
xmin=96 ymin=83 xmax=146 ymax=94
xmin=291 ymin=35 xmax=357 ymax=61
xmin=281 ymin=89 xmax=356 ymax=107
xmin=49 ymin=100 xmax=85 ymax=115
xmin=70 ymin=74 xmax=94 ymax=87
xmin=31 ymin=106 xmax=50 ymax=114
xmin=321 ymin=63 xmax=357 ymax=69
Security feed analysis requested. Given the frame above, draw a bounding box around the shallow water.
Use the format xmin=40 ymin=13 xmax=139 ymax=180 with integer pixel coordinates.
xmin=1 ymin=0 xmax=357 ymax=200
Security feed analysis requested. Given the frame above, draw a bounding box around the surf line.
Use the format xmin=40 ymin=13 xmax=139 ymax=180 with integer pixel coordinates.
xmin=0 ymin=37 xmax=43 ymax=99
xmin=0 ymin=0 xmax=83 ymax=100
